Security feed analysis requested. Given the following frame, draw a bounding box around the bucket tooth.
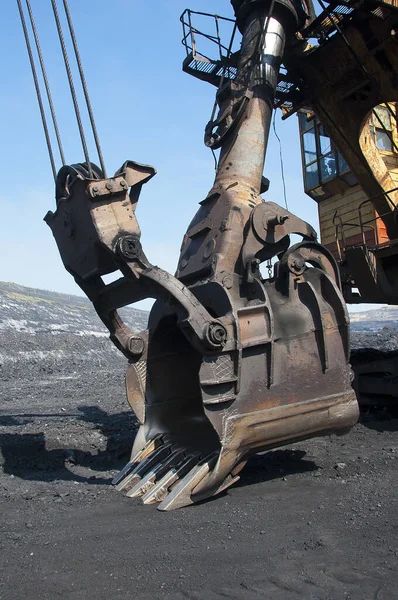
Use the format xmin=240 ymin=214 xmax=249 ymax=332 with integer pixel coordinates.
xmin=141 ymin=452 xmax=204 ymax=506
xmin=215 ymin=473 xmax=240 ymax=495
xmin=126 ymin=462 xmax=166 ymax=499
xmin=156 ymin=452 xmax=218 ymax=511
xmin=126 ymin=448 xmax=187 ymax=498
xmin=112 ymin=434 xmax=164 ymax=486
xmin=114 ymin=442 xmax=173 ymax=492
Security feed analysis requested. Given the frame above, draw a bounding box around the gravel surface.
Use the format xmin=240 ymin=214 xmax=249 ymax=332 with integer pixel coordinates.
xmin=351 ymin=326 xmax=398 ymax=351
xmin=1 ymin=297 xmax=398 ymax=599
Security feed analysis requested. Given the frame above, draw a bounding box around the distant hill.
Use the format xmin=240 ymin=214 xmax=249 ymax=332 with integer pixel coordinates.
xmin=0 ymin=282 xmax=149 ymax=379
xmin=349 ymin=306 xmax=398 ymax=332
xmin=0 ymin=281 xmax=148 ymax=336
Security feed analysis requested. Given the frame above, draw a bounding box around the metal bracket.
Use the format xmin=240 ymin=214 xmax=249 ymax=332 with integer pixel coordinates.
xmin=242 ymin=201 xmax=317 ymax=281
xmin=45 ymin=161 xmax=228 ymax=357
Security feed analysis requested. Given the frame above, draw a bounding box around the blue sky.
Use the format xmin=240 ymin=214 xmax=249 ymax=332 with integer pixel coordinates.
xmin=0 ymin=0 xmax=351 ymax=311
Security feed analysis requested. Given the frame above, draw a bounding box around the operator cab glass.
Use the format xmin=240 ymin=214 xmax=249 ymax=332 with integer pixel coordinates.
xmin=298 ymin=112 xmax=354 ymax=200
xmin=370 ymin=105 xmax=395 ymax=152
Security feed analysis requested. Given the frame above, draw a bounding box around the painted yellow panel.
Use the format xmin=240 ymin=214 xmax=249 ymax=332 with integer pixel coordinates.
xmin=319 ymin=186 xmax=377 ymax=246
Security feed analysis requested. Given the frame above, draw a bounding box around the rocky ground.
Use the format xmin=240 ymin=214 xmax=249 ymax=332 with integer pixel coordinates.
xmin=0 ymin=284 xmax=397 ymax=599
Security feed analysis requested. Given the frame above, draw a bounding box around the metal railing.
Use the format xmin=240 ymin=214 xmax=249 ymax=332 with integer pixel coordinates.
xmin=333 ymin=186 xmax=398 ymax=261
xmin=180 ymin=9 xmax=237 ymax=80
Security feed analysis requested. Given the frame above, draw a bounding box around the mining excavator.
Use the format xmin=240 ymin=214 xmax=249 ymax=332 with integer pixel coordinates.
xmin=17 ymin=0 xmax=398 ymax=509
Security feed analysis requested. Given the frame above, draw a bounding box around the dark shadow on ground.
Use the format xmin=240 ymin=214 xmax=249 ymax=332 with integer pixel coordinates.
xmin=0 ymin=405 xmax=139 ymax=484
xmin=359 ymin=407 xmax=398 ymax=432
xmin=236 ymin=449 xmax=318 ymax=488
xmin=0 ymin=432 xmax=109 ymax=484
xmin=185 ymin=449 xmax=318 ymax=508
xmin=0 ymin=416 xmax=30 ymax=427
xmin=0 ymin=406 xmax=318 ymax=491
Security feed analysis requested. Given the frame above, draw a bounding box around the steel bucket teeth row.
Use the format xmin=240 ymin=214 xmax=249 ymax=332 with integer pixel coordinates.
xmin=112 ymin=437 xmax=219 ymax=510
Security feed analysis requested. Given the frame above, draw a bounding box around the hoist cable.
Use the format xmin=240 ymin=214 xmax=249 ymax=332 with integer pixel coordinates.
xmin=25 ymin=0 xmax=66 ymax=166
xmin=62 ymin=0 xmax=107 ymax=178
xmin=50 ymin=0 xmax=93 ymax=177
xmin=16 ymin=0 xmax=57 ymax=179
xmin=211 ymin=148 xmax=218 ymax=171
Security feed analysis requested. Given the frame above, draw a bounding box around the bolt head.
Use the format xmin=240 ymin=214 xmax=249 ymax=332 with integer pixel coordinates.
xmin=290 ymin=256 xmax=305 ymax=272
xmin=207 ymin=322 xmax=227 ymax=347
xmin=128 ymin=336 xmax=145 ymax=356
xmin=117 ymin=236 xmax=142 ymax=261
xmin=222 ymin=275 xmax=233 ymax=289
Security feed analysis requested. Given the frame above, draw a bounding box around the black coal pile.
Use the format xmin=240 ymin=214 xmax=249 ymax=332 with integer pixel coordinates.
xmin=351 ymin=325 xmax=398 ymax=352
xmin=0 ymin=282 xmax=148 ymax=473
xmin=0 ymin=281 xmax=148 ymax=381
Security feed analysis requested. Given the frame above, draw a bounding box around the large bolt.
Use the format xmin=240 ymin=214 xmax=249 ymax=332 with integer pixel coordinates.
xmin=265 ymin=214 xmax=289 ymax=229
xmin=207 ymin=322 xmax=227 ymax=347
xmin=291 ymin=256 xmax=305 ymax=272
xmin=222 ymin=275 xmax=233 ymax=289
xmin=128 ymin=335 xmax=145 ymax=357
xmin=117 ymin=236 xmax=142 ymax=261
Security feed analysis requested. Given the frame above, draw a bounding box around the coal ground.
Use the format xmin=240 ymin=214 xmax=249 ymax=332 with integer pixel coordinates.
xmin=1 ymin=326 xmax=398 ymax=599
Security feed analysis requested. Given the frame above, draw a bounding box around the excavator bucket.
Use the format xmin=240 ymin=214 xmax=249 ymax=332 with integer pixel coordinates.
xmin=43 ymin=0 xmax=359 ymax=510
xmin=45 ymin=160 xmax=358 ymax=510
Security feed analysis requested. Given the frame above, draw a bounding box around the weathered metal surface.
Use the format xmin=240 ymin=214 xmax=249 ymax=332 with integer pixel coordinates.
xmin=282 ymin=0 xmax=398 ymax=238
xmin=46 ymin=0 xmax=359 ymax=509
xmin=276 ymin=0 xmax=398 ymax=309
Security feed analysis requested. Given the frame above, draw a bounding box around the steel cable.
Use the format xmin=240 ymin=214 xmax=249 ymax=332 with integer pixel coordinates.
xmin=25 ymin=0 xmax=66 ymax=166
xmin=50 ymin=0 xmax=93 ymax=177
xmin=62 ymin=0 xmax=107 ymax=177
xmin=17 ymin=0 xmax=57 ymax=179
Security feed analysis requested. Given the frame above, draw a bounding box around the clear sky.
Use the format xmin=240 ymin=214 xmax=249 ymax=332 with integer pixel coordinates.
xmin=0 ymin=1 xmax=371 ymax=311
